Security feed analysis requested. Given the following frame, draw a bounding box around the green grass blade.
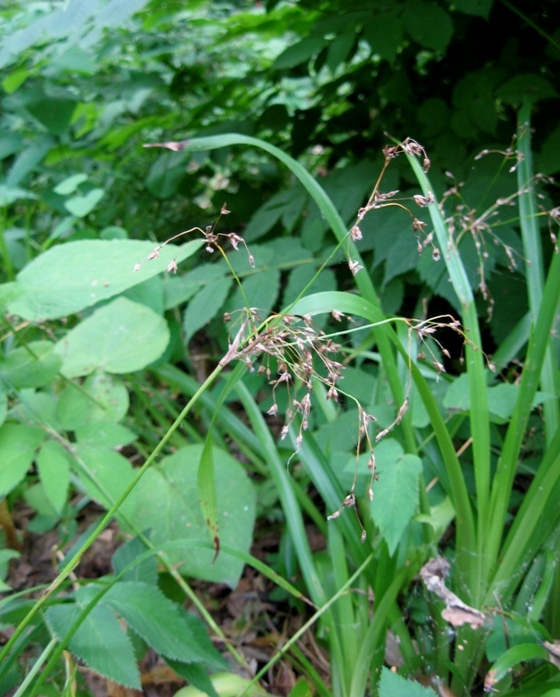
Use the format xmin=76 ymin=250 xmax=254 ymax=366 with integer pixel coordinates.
xmin=234 ymin=381 xmax=327 ymax=606
xmin=487 ymin=248 xmax=560 ymax=572
xmin=517 ymin=102 xmax=559 ymax=445
xmin=403 ymin=152 xmax=490 ymax=598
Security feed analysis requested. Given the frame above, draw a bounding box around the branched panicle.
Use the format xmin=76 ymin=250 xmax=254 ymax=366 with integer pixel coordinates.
xmin=346 ymin=137 xmax=440 ymax=272
xmin=133 ymin=203 xmax=255 ymax=273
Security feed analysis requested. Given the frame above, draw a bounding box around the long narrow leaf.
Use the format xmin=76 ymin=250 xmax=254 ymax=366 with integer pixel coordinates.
xmin=517 ymin=101 xmax=559 ymax=444
xmin=487 ymin=249 xmax=560 ymax=571
xmin=403 ymin=152 xmax=490 ymax=599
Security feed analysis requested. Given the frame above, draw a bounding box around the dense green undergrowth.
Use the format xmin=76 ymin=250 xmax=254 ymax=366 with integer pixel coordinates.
xmin=1 ymin=1 xmax=560 ymax=696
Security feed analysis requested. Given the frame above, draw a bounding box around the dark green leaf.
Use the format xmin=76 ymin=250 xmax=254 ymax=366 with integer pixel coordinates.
xmin=452 ymin=0 xmax=493 ymax=19
xmin=112 ymin=535 xmax=158 ymax=585
xmin=104 ymin=581 xmax=219 ymax=663
xmin=46 ymin=601 xmax=141 ymax=690
xmin=403 ymin=2 xmax=453 ymax=51
xmin=184 ymin=276 xmax=233 ymax=342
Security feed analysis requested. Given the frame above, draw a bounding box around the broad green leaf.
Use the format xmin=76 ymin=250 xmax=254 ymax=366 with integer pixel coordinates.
xmin=0 ymin=424 xmax=45 ymax=497
xmin=64 ymin=188 xmax=105 ymax=217
xmin=0 ymin=283 xmax=22 ymax=309
xmin=378 ymin=667 xmax=437 ymax=697
xmin=403 ymin=2 xmax=453 ymax=51
xmin=243 ymin=187 xmax=307 ymax=242
xmin=124 ymin=275 xmax=165 ymax=315
xmin=23 ymin=85 xmax=78 ymax=135
xmin=282 ymin=265 xmax=336 ymax=307
xmin=226 ymin=268 xmax=281 ymax=317
xmin=54 ymin=174 xmax=88 ymax=195
xmin=46 ymin=600 xmax=140 ymax=690
xmin=8 ymin=239 xmax=204 ymax=320
xmin=184 ymin=276 xmax=233 ymax=341
xmin=104 ymin=581 xmax=219 ymax=663
xmin=326 ymin=29 xmax=356 ymax=73
xmin=164 ymin=263 xmax=227 ymax=311
xmin=273 ymin=36 xmax=326 ymax=69
xmin=36 ymin=440 xmax=71 ymax=515
xmin=112 ymin=536 xmax=158 ymax=586
xmin=497 ymin=74 xmax=558 ymax=104
xmin=363 ymin=16 xmax=403 ymax=62
xmin=76 ymin=444 xmax=135 ymax=509
xmin=75 ymin=422 xmax=137 ymax=449
xmin=55 ymin=297 xmax=170 ymax=377
xmin=13 ymin=389 xmax=62 ymax=430
xmin=57 ymin=372 xmax=129 ymax=429
xmin=121 ymin=444 xmax=256 ymax=587
xmin=452 ymin=0 xmax=493 ymax=18
xmin=0 ymin=341 xmax=62 ymax=389
xmin=444 ymin=375 xmax=549 ymax=422
xmin=366 ymin=440 xmax=422 ymax=555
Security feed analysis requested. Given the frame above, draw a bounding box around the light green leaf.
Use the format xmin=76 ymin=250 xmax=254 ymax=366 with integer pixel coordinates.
xmin=55 ymin=297 xmax=169 ymax=377
xmin=104 ymin=582 xmax=219 ymax=663
xmin=76 ymin=444 xmax=135 ymax=509
xmin=64 ymin=188 xmax=105 ymax=217
xmin=36 ymin=440 xmax=71 ymax=515
xmin=0 ymin=424 xmax=45 ymax=497
xmin=362 ymin=440 xmax=422 ymax=555
xmin=379 ymin=666 xmax=437 ymax=697
xmin=57 ymin=372 xmax=129 ymax=429
xmin=0 ymin=341 xmax=62 ymax=389
xmin=0 ymin=282 xmax=23 ymax=309
xmin=75 ymin=422 xmax=137 ymax=449
xmin=184 ymin=276 xmax=232 ymax=342
xmin=8 ymin=238 xmax=204 ymax=320
xmin=121 ymin=444 xmax=256 ymax=587
xmin=0 ymin=184 xmax=38 ymax=206
xmin=46 ymin=601 xmax=141 ymax=690
xmin=54 ymin=174 xmax=88 ymax=195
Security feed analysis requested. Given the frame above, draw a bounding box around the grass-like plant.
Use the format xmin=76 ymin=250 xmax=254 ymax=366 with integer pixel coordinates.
xmin=1 ymin=101 xmax=559 ymax=697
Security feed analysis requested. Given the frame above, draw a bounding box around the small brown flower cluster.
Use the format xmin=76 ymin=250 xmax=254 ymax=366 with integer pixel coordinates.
xmin=345 ymin=138 xmax=440 ymax=271
xmin=133 ymin=204 xmax=255 ymax=274
xmin=220 ymin=309 xmax=348 ymax=454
